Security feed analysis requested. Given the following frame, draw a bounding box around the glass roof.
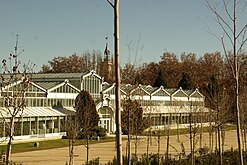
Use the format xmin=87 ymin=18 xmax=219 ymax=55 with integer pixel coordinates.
xmin=0 ymin=107 xmax=66 ymax=118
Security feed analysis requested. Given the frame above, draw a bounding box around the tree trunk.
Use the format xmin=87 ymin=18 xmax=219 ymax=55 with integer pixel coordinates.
xmin=212 ymin=128 xmax=214 ymax=153
xmin=192 ymin=130 xmax=197 ymax=165
xmin=235 ymin=65 xmax=243 ymax=165
xmin=127 ymin=102 xmax=131 ymax=165
xmin=221 ymin=125 xmax=225 ymax=161
xmin=127 ymin=133 xmax=131 ymax=165
xmin=200 ymin=111 xmax=203 ymax=149
xmin=176 ymin=118 xmax=180 ymax=142
xmin=6 ymin=117 xmax=15 ymax=165
xmin=69 ymin=139 xmax=74 ymax=165
xmin=244 ymin=127 xmax=247 ymax=152
xmin=209 ymin=110 xmax=213 ymax=153
xmin=242 ymin=128 xmax=245 ymax=153
xmin=113 ymin=0 xmax=123 ymax=164
xmin=134 ymin=135 xmax=138 ymax=156
xmin=217 ymin=121 xmax=222 ymax=164
xmin=215 ymin=128 xmax=217 ymax=153
xmin=165 ymin=128 xmax=170 ymax=160
xmin=146 ymin=130 xmax=150 ymax=159
xmin=86 ymin=135 xmax=89 ymax=165
xmin=233 ymin=1 xmax=244 ymax=164
xmin=189 ymin=113 xmax=194 ymax=165
xmin=157 ymin=134 xmax=160 ymax=164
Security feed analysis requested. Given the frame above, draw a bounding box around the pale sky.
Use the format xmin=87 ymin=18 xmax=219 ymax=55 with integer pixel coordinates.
xmin=0 ymin=0 xmax=246 ymax=71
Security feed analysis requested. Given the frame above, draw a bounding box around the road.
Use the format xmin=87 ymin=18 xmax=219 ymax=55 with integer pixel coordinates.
xmin=12 ymin=130 xmax=239 ymax=165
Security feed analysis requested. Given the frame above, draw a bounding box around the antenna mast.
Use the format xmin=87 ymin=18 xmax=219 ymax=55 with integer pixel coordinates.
xmin=12 ymin=34 xmax=24 ymax=73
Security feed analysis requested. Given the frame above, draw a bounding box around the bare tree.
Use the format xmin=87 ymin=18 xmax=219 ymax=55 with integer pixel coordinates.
xmin=186 ymin=101 xmax=203 ymax=165
xmin=206 ymin=1 xmax=247 ymax=164
xmin=121 ymin=98 xmax=147 ymax=164
xmin=151 ymin=114 xmax=163 ymax=163
xmin=65 ymin=115 xmax=78 ymax=165
xmin=153 ymin=129 xmax=162 ymax=163
xmin=106 ymin=0 xmax=122 ymax=164
xmin=0 ymin=35 xmax=32 ymax=164
xmin=206 ymin=74 xmax=231 ymax=164
xmin=239 ymin=87 xmax=247 ymax=152
xmin=142 ymin=101 xmax=158 ymax=160
xmin=189 ymin=105 xmax=194 ymax=165
xmin=165 ymin=124 xmax=171 ymax=160
xmin=145 ymin=113 xmax=152 ymax=160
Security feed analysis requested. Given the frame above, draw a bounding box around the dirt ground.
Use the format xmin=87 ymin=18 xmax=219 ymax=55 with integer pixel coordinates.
xmin=12 ymin=130 xmax=239 ymax=165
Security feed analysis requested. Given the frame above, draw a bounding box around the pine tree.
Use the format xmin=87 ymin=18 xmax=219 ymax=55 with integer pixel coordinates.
xmin=75 ymin=90 xmax=99 ymax=164
xmin=153 ymin=70 xmax=169 ymax=88
xmin=178 ymin=72 xmax=194 ymax=90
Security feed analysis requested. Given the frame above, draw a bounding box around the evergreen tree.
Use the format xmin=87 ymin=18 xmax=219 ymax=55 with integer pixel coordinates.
xmin=153 ymin=70 xmax=169 ymax=88
xmin=75 ymin=90 xmax=99 ymax=164
xmin=75 ymin=90 xmax=99 ymax=138
xmin=178 ymin=72 xmax=195 ymax=90
xmin=134 ymin=72 xmax=143 ymax=85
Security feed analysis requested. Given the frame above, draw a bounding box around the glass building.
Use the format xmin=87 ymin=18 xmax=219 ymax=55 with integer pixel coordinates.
xmin=0 ymin=70 xmax=211 ymax=141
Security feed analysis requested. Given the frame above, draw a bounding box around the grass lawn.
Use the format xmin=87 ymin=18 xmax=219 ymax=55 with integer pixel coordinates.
xmin=144 ymin=124 xmax=237 ymax=136
xmin=0 ymin=137 xmax=115 ymax=154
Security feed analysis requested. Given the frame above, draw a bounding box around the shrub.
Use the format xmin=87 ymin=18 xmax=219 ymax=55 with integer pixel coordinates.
xmin=88 ymin=157 xmax=100 ymax=165
xmin=104 ymin=150 xmax=247 ymax=165
xmin=77 ymin=126 xmax=107 ymax=139
xmin=93 ymin=126 xmax=107 ymax=138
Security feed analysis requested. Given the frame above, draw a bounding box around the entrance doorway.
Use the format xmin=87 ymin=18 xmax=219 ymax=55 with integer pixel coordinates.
xmin=98 ymin=107 xmax=114 ymax=133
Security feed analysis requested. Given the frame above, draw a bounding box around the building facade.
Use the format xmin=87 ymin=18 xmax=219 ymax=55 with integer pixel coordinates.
xmin=0 ymin=70 xmax=210 ymax=141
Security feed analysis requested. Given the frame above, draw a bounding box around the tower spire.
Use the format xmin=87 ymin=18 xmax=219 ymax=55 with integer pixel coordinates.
xmin=102 ymin=36 xmax=113 ymax=83
xmin=104 ymin=36 xmax=110 ymax=59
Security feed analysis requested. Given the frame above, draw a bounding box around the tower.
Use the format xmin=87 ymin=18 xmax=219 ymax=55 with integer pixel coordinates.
xmin=102 ymin=37 xmax=114 ymax=83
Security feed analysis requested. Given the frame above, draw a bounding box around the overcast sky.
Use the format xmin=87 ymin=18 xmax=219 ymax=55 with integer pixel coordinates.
xmin=1 ymin=0 xmax=246 ymax=71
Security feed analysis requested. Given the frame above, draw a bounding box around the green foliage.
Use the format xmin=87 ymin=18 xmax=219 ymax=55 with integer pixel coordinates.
xmin=153 ymin=70 xmax=169 ymax=88
xmin=178 ymin=142 xmax=187 ymax=160
xmin=106 ymin=156 xmax=117 ymax=165
xmin=52 ymin=100 xmax=63 ymax=109
xmin=107 ymin=154 xmax=168 ymax=165
xmin=87 ymin=157 xmax=100 ymax=165
xmin=0 ymin=138 xmax=115 ymax=154
xmin=77 ymin=125 xmax=107 ymax=139
xmin=206 ymin=75 xmax=222 ymax=98
xmin=105 ymin=150 xmax=247 ymax=165
xmin=75 ymin=90 xmax=99 ymax=139
xmin=178 ymin=72 xmax=195 ymax=90
xmin=143 ymin=125 xmax=236 ymax=137
xmin=93 ymin=126 xmax=107 ymax=138
xmin=197 ymin=146 xmax=209 ymax=156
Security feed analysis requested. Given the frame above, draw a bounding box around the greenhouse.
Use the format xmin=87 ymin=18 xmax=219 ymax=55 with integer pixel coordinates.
xmin=0 ymin=70 xmax=211 ymax=141
xmin=0 ymin=107 xmax=66 ymax=141
xmin=101 ymin=83 xmax=211 ymax=131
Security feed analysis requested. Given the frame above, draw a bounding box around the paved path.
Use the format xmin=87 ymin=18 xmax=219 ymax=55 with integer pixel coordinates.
xmin=12 ymin=130 xmax=239 ymax=165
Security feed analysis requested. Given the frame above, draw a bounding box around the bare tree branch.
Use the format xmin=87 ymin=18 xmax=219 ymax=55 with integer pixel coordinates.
xmin=133 ymin=32 xmax=141 ymax=67
xmin=221 ymin=37 xmax=235 ymax=76
xmin=223 ymin=0 xmax=233 ymax=21
xmin=237 ymin=26 xmax=247 ymax=54
xmin=107 ymin=0 xmax=114 ymax=8
xmin=237 ymin=24 xmax=247 ymax=39
xmin=216 ymin=16 xmax=234 ymax=46
xmin=206 ymin=22 xmax=222 ymax=42
xmin=206 ymin=0 xmax=234 ymax=45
